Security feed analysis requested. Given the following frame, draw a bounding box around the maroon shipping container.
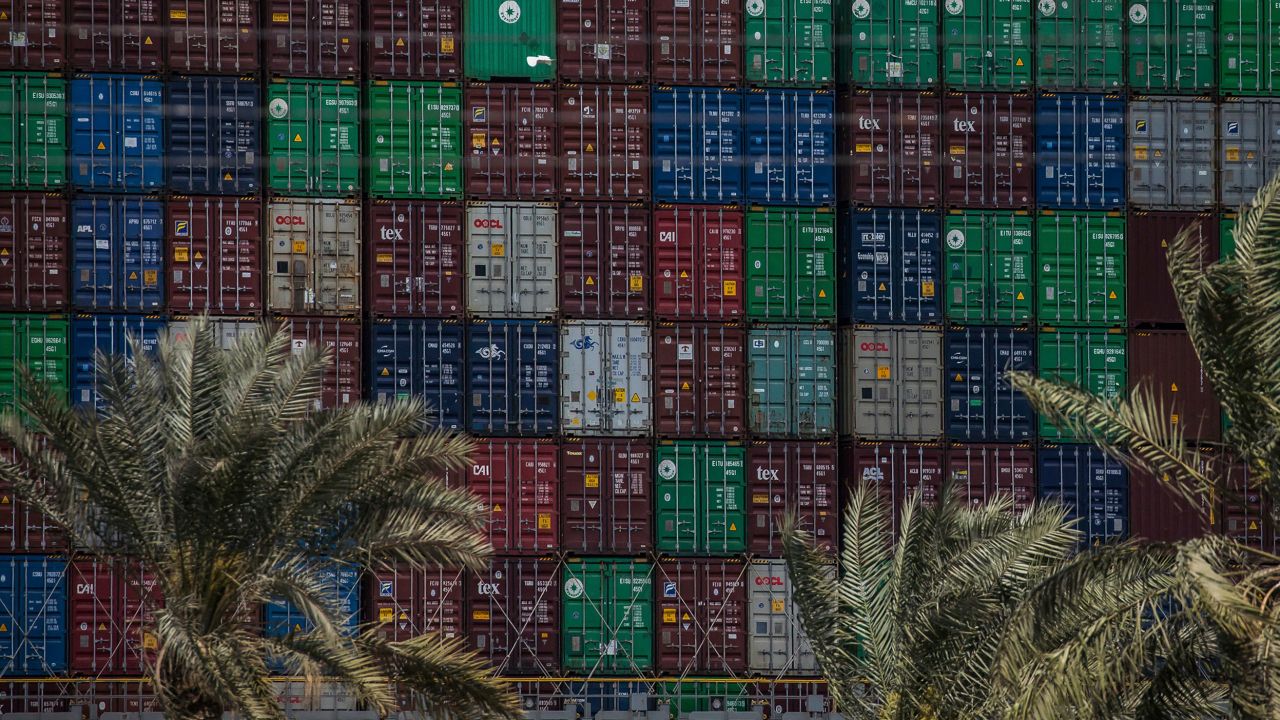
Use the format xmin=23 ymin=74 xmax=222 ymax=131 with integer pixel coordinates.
xmin=265 ymin=0 xmax=360 ymax=77
xmin=1127 ymin=211 xmax=1216 ymax=327
xmin=67 ymin=0 xmax=163 ymax=70
xmin=466 ymin=556 xmax=560 ymax=675
xmin=558 ymin=84 xmax=649 ymax=200
xmin=465 ymin=83 xmax=557 ymax=199
xmin=0 ymin=441 xmax=64 ymax=552
xmin=367 ymin=562 xmax=465 ymax=644
xmin=1129 ymin=461 xmax=1212 ymax=543
xmin=841 ymin=91 xmax=942 ymax=207
xmin=166 ymin=196 xmax=261 ymax=315
xmin=944 ymin=443 xmax=1036 ymax=513
xmin=69 ymin=558 xmax=160 ymax=675
xmin=285 ymin=316 xmax=362 ymax=409
xmin=653 ymin=205 xmax=744 ymax=320
xmin=656 ymin=558 xmax=748 ymax=675
xmin=557 ymin=0 xmax=647 ymax=82
xmin=844 ymin=442 xmax=946 ymax=537
xmin=0 ymin=0 xmax=64 ymax=69
xmin=367 ymin=199 xmax=464 ymax=317
xmin=0 ymin=193 xmax=68 ymax=312
xmin=81 ymin=682 xmax=161 ymax=715
xmin=747 ymin=441 xmax=838 ymax=554
xmin=651 ymin=0 xmax=741 ymax=83
xmin=0 ymin=682 xmax=77 ymax=714
xmin=942 ymin=92 xmax=1034 ymax=208
xmin=559 ymin=202 xmax=650 ymax=318
xmin=166 ymin=0 xmax=259 ymax=73
xmin=749 ymin=681 xmax=831 ymax=719
xmin=469 ymin=439 xmax=558 ymax=554
xmin=560 ymin=437 xmax=651 ymax=554
xmin=653 ymin=322 xmax=747 ymax=437
xmin=1220 ymin=460 xmax=1271 ymax=552
xmin=365 ymin=0 xmax=461 ymax=79
xmin=1130 ymin=330 xmax=1222 ymax=442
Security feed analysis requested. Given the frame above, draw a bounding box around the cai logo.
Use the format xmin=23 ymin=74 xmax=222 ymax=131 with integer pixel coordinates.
xmin=174 ymin=220 xmax=189 ymax=237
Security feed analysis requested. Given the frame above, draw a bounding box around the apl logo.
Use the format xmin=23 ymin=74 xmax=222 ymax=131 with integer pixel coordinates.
xmin=952 ymin=118 xmax=976 ymax=132
xmin=858 ymin=116 xmax=881 ymax=130
xmin=475 ymin=344 xmax=505 ymax=360
xmin=571 ymin=335 xmax=597 ymax=350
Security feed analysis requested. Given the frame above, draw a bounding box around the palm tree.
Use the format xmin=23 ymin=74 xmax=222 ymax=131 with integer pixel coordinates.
xmin=0 ymin=317 xmax=519 ymax=720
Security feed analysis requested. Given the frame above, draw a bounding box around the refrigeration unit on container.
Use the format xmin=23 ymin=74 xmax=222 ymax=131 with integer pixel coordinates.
xmin=561 ymin=437 xmax=652 ymax=554
xmin=465 ymin=83 xmax=557 ymax=199
xmin=839 ymin=0 xmax=938 ymax=87
xmin=747 ymin=441 xmax=837 ymax=554
xmin=1039 ymin=443 xmax=1129 ymax=547
xmin=652 ymin=322 xmax=747 ymax=437
xmin=651 ymin=0 xmax=741 ymax=83
xmin=557 ymin=0 xmax=646 ymax=81
xmin=367 ymin=81 xmax=463 ymax=199
xmin=0 ymin=555 xmax=66 ymax=676
xmin=0 ymin=442 xmax=63 ymax=553
xmin=559 ymin=202 xmax=650 ymax=318
xmin=1127 ymin=0 xmax=1215 ymax=92
xmin=0 ymin=73 xmax=65 ymax=189
xmin=744 ymin=89 xmax=836 ymax=205
xmin=844 ymin=441 xmax=946 ymax=537
xmin=945 ymin=325 xmax=1034 ymax=441
xmin=747 ymin=559 xmax=819 ymax=676
xmin=1127 ymin=97 xmax=1214 ymax=209
xmin=468 ymin=318 xmax=558 ymax=435
xmin=1129 ymin=460 xmax=1212 ymax=543
xmin=1130 ymin=329 xmax=1222 ymax=442
xmin=562 ymin=557 xmax=653 ymax=673
xmin=652 ymin=87 xmax=744 ymax=204
xmin=654 ymin=441 xmax=746 ymax=554
xmin=0 ymin=193 xmax=68 ymax=312
xmin=66 ymin=0 xmax=161 ymax=70
xmin=466 ymin=557 xmax=560 ymax=674
xmin=1220 ymin=0 xmax=1280 ymax=95
xmin=1127 ymin=211 xmax=1215 ymax=327
xmin=946 ymin=443 xmax=1036 ymax=512
xmin=653 ymin=205 xmax=744 ymax=321
xmin=166 ymin=196 xmax=261 ymax=316
xmin=0 ymin=0 xmax=65 ymax=69
xmin=265 ymin=80 xmax=360 ymax=196
xmin=368 ymin=318 xmax=464 ymax=430
xmin=656 ymin=559 xmax=747 ymax=675
xmin=463 ymin=0 xmax=555 ymax=80
xmin=70 ymin=313 xmax=162 ymax=409
xmin=1037 ymin=328 xmax=1126 ymax=441
xmin=1220 ymin=99 xmax=1280 ymax=209
xmin=69 ymin=74 xmax=163 ymax=192
xmin=469 ymin=439 xmax=558 ymax=553
xmin=0 ymin=313 xmax=67 ymax=418
xmin=747 ymin=326 xmax=836 ymax=438
xmin=71 ymin=196 xmax=163 ymax=311
xmin=840 ymin=91 xmax=941 ymax=207
xmin=838 ymin=208 xmax=942 ymax=324
xmin=367 ymin=199 xmax=463 ymax=317
xmin=943 ymin=210 xmax=1032 ymax=324
xmin=1034 ymin=0 xmax=1124 ymax=90
xmin=942 ymin=92 xmax=1033 ymax=208
xmin=941 ymin=0 xmax=1032 ymax=89
xmin=1036 ymin=211 xmax=1126 ymax=326
xmin=745 ymin=207 xmax=836 ymax=323
xmin=366 ymin=0 xmax=461 ymax=80
xmin=267 ymin=198 xmax=360 ymax=315
xmin=561 ymin=320 xmax=651 ymax=436
xmin=167 ymin=0 xmax=259 ymax=73
xmin=68 ymin=558 xmax=158 ymax=675
xmin=264 ymin=562 xmax=361 ymax=642
xmin=744 ymin=0 xmax=833 ymax=85
xmin=285 ymin=316 xmax=362 ymax=409
xmin=1035 ymin=93 xmax=1126 ymax=209
xmin=265 ymin=0 xmax=359 ymax=77
xmin=467 ymin=201 xmax=557 ymax=318
xmin=559 ymin=84 xmax=650 ymax=200
xmin=367 ymin=563 xmax=463 ymax=644
xmin=839 ymin=325 xmax=944 ymax=439
xmin=166 ymin=76 xmax=259 ymax=195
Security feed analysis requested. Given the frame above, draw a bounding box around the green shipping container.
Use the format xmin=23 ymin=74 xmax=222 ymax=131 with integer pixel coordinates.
xmin=1034 ymin=0 xmax=1124 ymax=89
xmin=561 ymin=558 xmax=653 ymax=673
xmin=841 ymin=0 xmax=939 ymax=87
xmin=1220 ymin=0 xmax=1280 ymax=94
xmin=0 ymin=74 xmax=66 ymax=189
xmin=654 ymin=442 xmax=746 ymax=554
xmin=266 ymin=80 xmax=361 ymax=196
xmin=656 ymin=682 xmax=750 ymax=717
xmin=1128 ymin=0 xmax=1216 ymax=92
xmin=0 ymin=314 xmax=68 ymax=420
xmin=745 ymin=207 xmax=836 ymax=321
xmin=944 ymin=210 xmax=1034 ymax=323
xmin=941 ymin=0 xmax=1032 ymax=89
xmin=1221 ymin=213 xmax=1237 ymax=259
xmin=748 ymin=326 xmax=836 ymax=437
xmin=463 ymin=0 xmax=555 ymax=81
xmin=1037 ymin=328 xmax=1127 ymax=440
xmin=746 ymin=0 xmax=834 ymax=85
xmin=367 ymin=82 xmax=464 ymax=199
xmin=1036 ymin=212 xmax=1126 ymax=326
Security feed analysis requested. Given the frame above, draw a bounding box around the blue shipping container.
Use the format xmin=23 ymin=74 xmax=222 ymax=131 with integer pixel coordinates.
xmin=744 ymin=89 xmax=836 ymax=205
xmin=468 ymin=319 xmax=558 ymax=436
xmin=369 ymin=319 xmax=465 ymax=431
xmin=72 ymin=196 xmax=164 ymax=311
xmin=167 ymin=76 xmax=260 ymax=195
xmin=839 ymin=208 xmax=942 ymax=323
xmin=945 ymin=326 xmax=1035 ymax=441
xmin=1038 ymin=444 xmax=1129 ymax=548
xmin=70 ymin=75 xmax=165 ymax=192
xmin=264 ymin=561 xmax=361 ymax=672
xmin=0 ymin=556 xmax=67 ymax=677
xmin=1036 ymin=94 xmax=1126 ymax=209
xmin=71 ymin=314 xmax=165 ymax=410
xmin=560 ymin=682 xmax=655 ymax=717
xmin=652 ymin=87 xmax=744 ymax=203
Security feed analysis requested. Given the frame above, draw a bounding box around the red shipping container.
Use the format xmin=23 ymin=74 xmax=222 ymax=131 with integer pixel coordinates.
xmin=0 ymin=0 xmax=64 ymax=69
xmin=365 ymin=0 xmax=461 ymax=79
xmin=67 ymin=0 xmax=162 ymax=71
xmin=466 ymin=556 xmax=560 ymax=675
xmin=560 ymin=437 xmax=651 ymax=553
xmin=651 ymin=0 xmax=741 ymax=84
xmin=469 ymin=440 xmax=558 ymax=553
xmin=559 ymin=202 xmax=650 ymax=318
xmin=653 ymin=322 xmax=747 ymax=437
xmin=166 ymin=196 xmax=261 ymax=315
xmin=557 ymin=0 xmax=647 ymax=82
xmin=841 ymin=91 xmax=942 ymax=207
xmin=0 ymin=440 xmax=65 ymax=552
xmin=465 ymin=83 xmax=557 ymax=199
xmin=844 ymin=442 xmax=946 ymax=537
xmin=166 ymin=0 xmax=259 ymax=73
xmin=1129 ymin=460 xmax=1212 ymax=543
xmin=265 ymin=0 xmax=360 ymax=77
xmin=0 ymin=682 xmax=76 ymax=714
xmin=0 ymin=193 xmax=68 ymax=312
xmin=367 ymin=562 xmax=465 ymax=644
xmin=1127 ymin=211 xmax=1217 ymax=327
xmin=285 ymin=316 xmax=362 ymax=409
xmin=367 ymin=200 xmax=464 ymax=317
xmin=749 ymin=681 xmax=831 ymax=719
xmin=747 ymin=441 xmax=838 ymax=554
xmin=1130 ymin=330 xmax=1222 ymax=442
xmin=944 ymin=443 xmax=1036 ymax=513
xmin=69 ymin=558 xmax=160 ymax=675
xmin=558 ymin=84 xmax=649 ymax=200
xmin=81 ymin=681 xmax=161 ymax=715
xmin=656 ymin=559 xmax=748 ymax=675
xmin=653 ymin=205 xmax=743 ymax=320
xmin=942 ymin=92 xmax=1034 ymax=208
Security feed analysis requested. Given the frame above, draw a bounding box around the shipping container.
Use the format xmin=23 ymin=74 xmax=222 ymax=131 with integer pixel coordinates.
xmin=267 ymin=199 xmax=360 ymax=316
xmin=840 ymin=0 xmax=938 ymax=87
xmin=271 ymin=681 xmax=358 ymax=712
xmin=464 ymin=83 xmax=557 ymax=199
xmin=1127 ymin=0 xmax=1215 ymax=92
xmin=747 ymin=441 xmax=837 ymax=554
xmin=941 ymin=0 xmax=1032 ymax=89
xmin=166 ymin=76 xmax=259 ymax=195
xmin=69 ymin=75 xmax=163 ymax=192
xmin=559 ymin=202 xmax=650 ymax=318
xmin=561 ymin=438 xmax=652 ymax=554
xmin=561 ymin=557 xmax=653 ymax=673
xmin=657 ymin=682 xmax=752 ymax=717
xmin=266 ymin=80 xmax=360 ymax=196
xmin=1127 ymin=97 xmax=1214 ymax=209
xmin=367 ymin=81 xmax=463 ymax=199
xmin=284 ymin=316 xmax=362 ymax=409
xmin=68 ymin=558 xmax=158 ymax=675
xmin=166 ymin=196 xmax=261 ymax=315
xmin=745 ymin=207 xmax=836 ymax=322
xmin=844 ymin=441 xmax=946 ymax=537
xmin=1220 ymin=460 xmax=1270 ymax=551
xmin=746 ymin=0 xmax=832 ymax=85
xmin=0 ymin=314 xmax=67 ymax=420
xmin=561 ymin=320 xmax=651 ymax=436
xmin=67 ymin=0 xmax=162 ymax=70
xmin=838 ymin=208 xmax=942 ymax=324
xmin=0 ymin=441 xmax=63 ymax=553
xmin=0 ymin=0 xmax=65 ymax=69
xmin=0 ymin=556 xmax=65 ymax=676
xmin=467 ymin=201 xmax=557 ymax=318
xmin=466 ymin=557 xmax=560 ymax=675
xmin=463 ymin=0 xmax=555 ymax=80
xmin=557 ymin=0 xmax=645 ymax=81
xmin=1034 ymin=0 xmax=1124 ymax=89
xmin=265 ymin=0 xmax=359 ymax=76
xmin=559 ymin=84 xmax=649 ymax=200
xmin=652 ymin=87 xmax=744 ymax=204
xmin=1038 ymin=443 xmax=1129 ymax=546
xmin=70 ymin=313 xmax=163 ymax=410
xmin=653 ymin=322 xmax=747 ymax=437
xmin=367 ymin=0 xmax=461 ymax=79
xmin=1037 ymin=328 xmax=1127 ymax=440
xmin=943 ymin=210 xmax=1032 ymax=323
xmin=744 ymin=89 xmax=836 ymax=205
xmin=167 ymin=0 xmax=259 ymax=73
xmin=71 ymin=196 xmax=163 ymax=311
xmin=1036 ymin=211 xmax=1126 ymax=325
xmin=0 ymin=193 xmax=68 ymax=312
xmin=655 ymin=441 xmax=746 ymax=554
xmin=1220 ymin=0 xmax=1280 ymax=95
xmin=1220 ymin=99 xmax=1280 ymax=209
xmin=1130 ymin=329 xmax=1221 ymax=441
xmin=748 ymin=326 xmax=835 ymax=437
xmin=168 ymin=315 xmax=257 ymax=349
xmin=748 ymin=681 xmax=831 ymax=718
xmin=468 ymin=319 xmax=558 ymax=435
xmin=747 ymin=559 xmax=819 ymax=676
xmin=367 ymin=562 xmax=464 ymax=644
xmin=945 ymin=325 xmax=1034 ymax=441
xmin=945 ymin=443 xmax=1036 ymax=511
xmin=368 ymin=318 xmax=464 ymax=429
xmin=469 ymin=439 xmax=558 ymax=553
xmin=1035 ymin=93 xmax=1125 ymax=209
xmin=1128 ymin=459 xmax=1212 ymax=543
xmin=840 ymin=91 xmax=941 ymax=207
xmin=652 ymin=0 xmax=741 ymax=83
xmin=839 ymin=325 xmax=944 ymax=439
xmin=656 ymin=559 xmax=747 ymax=675
xmin=653 ymin=205 xmax=744 ymax=320
xmin=1127 ymin=211 xmax=1215 ymax=326
xmin=0 ymin=74 xmax=65 ymax=189
xmin=366 ymin=199 xmax=463 ymax=317
xmin=264 ymin=562 xmax=361 ymax=642
xmin=942 ymin=92 xmax=1033 ymax=208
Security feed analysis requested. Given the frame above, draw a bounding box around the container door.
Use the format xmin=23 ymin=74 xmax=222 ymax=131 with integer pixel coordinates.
xmin=899 ymin=328 xmax=943 ymax=439
xmin=748 ymin=328 xmax=790 ymax=436
xmin=852 ymin=327 xmax=896 ymax=437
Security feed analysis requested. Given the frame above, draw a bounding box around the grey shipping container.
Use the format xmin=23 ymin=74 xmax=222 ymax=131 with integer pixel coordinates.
xmin=840 ymin=325 xmax=944 ymax=439
xmin=747 ymin=326 xmax=836 ymax=438
xmin=467 ymin=201 xmax=557 ymax=318
xmin=168 ymin=316 xmax=258 ymax=350
xmin=1128 ymin=97 xmax=1215 ymax=209
xmin=1220 ymin=99 xmax=1280 ymax=209
xmin=267 ymin=199 xmax=361 ymax=315
xmin=560 ymin=320 xmax=651 ymax=436
xmin=747 ymin=559 xmax=819 ymax=676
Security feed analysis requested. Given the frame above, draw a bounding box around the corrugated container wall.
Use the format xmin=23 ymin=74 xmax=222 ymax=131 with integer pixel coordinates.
xmin=656 ymin=559 xmax=747 ymax=675
xmin=654 ymin=441 xmax=746 ymax=554
xmin=468 ymin=319 xmax=558 ymax=435
xmin=845 ymin=442 xmax=945 ymax=536
xmin=943 ymin=210 xmax=1033 ymax=324
xmin=466 ymin=557 xmax=560 ymax=674
xmin=1035 ymin=93 xmax=1125 ymax=209
xmin=285 ymin=316 xmax=362 ymax=409
xmin=840 ymin=325 xmax=944 ymax=439
xmin=67 ymin=0 xmax=162 ymax=70
xmin=1219 ymin=0 xmax=1280 ymax=95
xmin=944 ymin=325 xmax=1035 ymax=441
xmin=367 ymin=318 xmax=464 ymax=430
xmin=745 ymin=207 xmax=836 ymax=322
xmin=0 ymin=193 xmax=68 ymax=312
xmin=1220 ymin=99 xmax=1280 ymax=209
xmin=1039 ymin=444 xmax=1129 ymax=546
xmin=946 ymin=443 xmax=1036 ymax=512
xmin=1129 ymin=460 xmax=1211 ymax=542
xmin=942 ymin=92 xmax=1034 ymax=208
xmin=745 ymin=0 xmax=832 ymax=85
xmin=366 ymin=563 xmax=464 ymax=645
xmin=72 ymin=196 xmax=163 ymax=312
xmin=0 ymin=0 xmax=65 ymax=69
xmin=840 ymin=91 xmax=941 ymax=207
xmin=653 ymin=205 xmax=744 ymax=320
xmin=1130 ymin=330 xmax=1221 ymax=442
xmin=1037 ymin=328 xmax=1127 ymax=440
xmin=465 ymin=83 xmax=557 ymax=199
xmin=266 ymin=80 xmax=361 ymax=196
xmin=166 ymin=196 xmax=261 ymax=315
xmin=651 ymin=0 xmax=741 ymax=83
xmin=1127 ymin=97 xmax=1215 ymax=209
xmin=653 ymin=322 xmax=747 ymax=437
xmin=559 ymin=84 xmax=649 ymax=202
xmin=561 ymin=558 xmax=653 ymax=673
xmin=0 ymin=74 xmax=65 ymax=189
xmin=71 ymin=313 xmax=163 ymax=410
xmin=1034 ymin=0 xmax=1124 ymax=89
xmin=839 ymin=208 xmax=942 ymax=324
xmin=167 ymin=77 xmax=259 ymax=196
xmin=266 ymin=0 xmax=360 ymax=77
xmin=0 ymin=556 xmax=66 ymax=676
xmin=561 ymin=320 xmax=651 ymax=436
xmin=747 ymin=560 xmax=819 ymax=676
xmin=1127 ymin=211 xmax=1216 ymax=327
xmin=366 ymin=200 xmax=464 ymax=317
xmin=1036 ymin=211 xmax=1125 ymax=326
xmin=747 ymin=441 xmax=837 ymax=554
xmin=0 ymin=313 xmax=68 ymax=418
xmin=264 ymin=563 xmax=361 ymax=642
xmin=69 ymin=75 xmax=163 ymax=193
xmin=557 ymin=0 xmax=647 ymax=82
xmin=941 ymin=0 xmax=1032 ymax=89
xmin=744 ymin=89 xmax=836 ymax=205
xmin=747 ymin=326 xmax=836 ymax=438
xmin=0 ymin=441 xmax=64 ymax=552
xmin=652 ymin=88 xmax=744 ymax=204
xmin=167 ymin=0 xmax=260 ymax=73
xmin=463 ymin=0 xmax=555 ymax=80
xmin=366 ymin=0 xmax=462 ymax=80
xmin=68 ymin=558 xmax=158 ymax=675
xmin=267 ymin=199 xmax=361 ymax=315
xmin=559 ymin=203 xmax=650 ymax=318
xmin=1127 ymin=0 xmax=1215 ymax=92
xmin=367 ymin=81 xmax=463 ymax=199
xmin=840 ymin=0 xmax=937 ymax=87
xmin=469 ymin=439 xmax=558 ymax=553
xmin=467 ymin=201 xmax=557 ymax=318
xmin=560 ymin=438 xmax=652 ymax=554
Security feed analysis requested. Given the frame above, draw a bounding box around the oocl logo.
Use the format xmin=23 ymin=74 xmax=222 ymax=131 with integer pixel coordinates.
xmin=860 ymin=341 xmax=889 ymax=352
xmin=275 ymin=215 xmax=305 ymax=226
xmin=754 ymin=576 xmax=784 ymax=586
xmin=473 ymin=218 xmax=504 ymax=229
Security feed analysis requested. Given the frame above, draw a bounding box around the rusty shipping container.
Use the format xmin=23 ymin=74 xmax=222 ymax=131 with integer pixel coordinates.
xmin=560 ymin=438 xmax=652 ymax=554
xmin=285 ymin=316 xmax=362 ymax=409
xmin=366 ymin=0 xmax=461 ymax=79
xmin=653 ymin=205 xmax=744 ymax=320
xmin=942 ymin=92 xmax=1034 ymax=208
xmin=469 ymin=439 xmax=558 ymax=554
xmin=266 ymin=0 xmax=360 ymax=77
xmin=747 ymin=441 xmax=837 ymax=555
xmin=559 ymin=84 xmax=649 ymax=201
xmin=466 ymin=557 xmax=560 ymax=675
xmin=68 ymin=558 xmax=158 ymax=675
xmin=653 ymin=322 xmax=747 ymax=437
xmin=841 ymin=91 xmax=941 ymax=207
xmin=1130 ymin=329 xmax=1222 ymax=442
xmin=656 ymin=559 xmax=748 ymax=675
xmin=1127 ymin=211 xmax=1216 ymax=327
xmin=465 ymin=83 xmax=557 ymax=199
xmin=167 ymin=0 xmax=259 ymax=73
xmin=166 ymin=196 xmax=261 ymax=316
xmin=0 ymin=193 xmax=67 ymax=312
xmin=367 ymin=199 xmax=464 ymax=317
xmin=559 ymin=202 xmax=650 ymax=318
xmin=67 ymin=0 xmax=162 ymax=70
xmin=651 ymin=0 xmax=741 ymax=83
xmin=367 ymin=562 xmax=465 ymax=645
xmin=945 ymin=443 xmax=1036 ymax=512
xmin=267 ymin=199 xmax=361 ymax=315
xmin=558 ymin=0 xmax=647 ymax=81
xmin=0 ymin=0 xmax=65 ymax=69
xmin=844 ymin=442 xmax=946 ymax=537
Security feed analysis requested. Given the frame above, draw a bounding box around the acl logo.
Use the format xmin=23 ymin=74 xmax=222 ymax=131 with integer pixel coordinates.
xmin=473 ymin=218 xmax=504 ymax=229
xmin=860 ymin=342 xmax=889 ymax=351
xmin=275 ymin=215 xmax=305 ymax=226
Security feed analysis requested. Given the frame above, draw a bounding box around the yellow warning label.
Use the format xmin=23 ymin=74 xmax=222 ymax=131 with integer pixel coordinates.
xmin=1015 ymin=57 xmax=1024 ymax=66
xmin=98 ymin=623 xmax=106 ymax=631
xmin=97 ymin=141 xmax=106 ymax=150
xmin=169 ymin=8 xmax=186 ymax=18
xmin=855 ymin=143 xmax=873 ymax=153
xmin=129 ymin=271 xmax=138 ymax=280
xmin=445 ymin=162 xmax=454 ymax=171
xmin=0 ymin=624 xmax=8 ymax=632
xmin=585 ymin=473 xmax=599 ymax=489
xmin=728 ymin=522 xmax=737 ymax=531
xmin=396 ymin=37 xmax=405 ymax=46
xmin=292 ymin=240 xmax=307 ymax=253
xmin=877 ymin=366 xmax=891 ymax=380
xmin=492 ymin=504 xmax=502 ymax=512
xmin=723 ymin=280 xmax=737 ymax=296
xmin=472 ymin=132 xmax=487 ymax=149
xmin=753 ymin=494 xmax=768 ymax=504
xmin=1226 ymin=147 xmax=1241 ymax=162
xmin=663 ymin=608 xmax=677 ymax=623
xmin=224 ymin=172 xmax=233 ymax=181
xmin=0 ymin=496 xmax=8 ymax=505
xmin=878 ymin=282 xmax=887 ymax=291
xmin=1171 ymin=413 xmax=1180 ymax=424
xmin=376 ymin=253 xmax=393 ymax=263
xmin=771 ymin=599 xmax=785 ymax=612
xmin=441 ymin=37 xmax=455 ymax=52
xmin=1161 ymin=239 xmax=1168 ymax=247
xmin=194 ymin=251 xmax=203 ymax=260
xmin=1108 ymin=291 xmax=1117 ymax=299
xmin=0 ymin=11 xmax=8 ymax=18
xmin=949 ymin=146 xmax=966 ymax=156
xmin=380 ymin=368 xmax=390 ymax=376
xmin=954 ymin=373 xmax=963 ymax=381
xmin=629 ymin=275 xmax=643 ymax=292
xmin=143 ymin=36 xmax=153 ymax=45
xmin=293 ymin=133 xmax=303 ymax=142
xmin=585 ymin=276 xmax=595 ymax=286
xmin=586 ymin=143 xmax=595 ymax=153
xmin=1016 ymin=291 xmax=1024 ymax=300
xmin=681 ymin=381 xmax=691 ymax=390
xmin=491 ymin=243 xmax=505 ymax=257
xmin=818 ymin=289 xmax=826 ymax=297
xmin=537 ymin=513 xmax=551 ymax=529
xmin=473 ymin=610 xmax=490 ymax=621
xmin=272 ymin=12 xmax=289 ymax=21
xmin=0 ymin=250 xmax=7 ymax=257
xmin=922 ymin=281 xmax=935 ymax=297
xmin=143 ymin=633 xmax=157 ymax=650
xmin=587 ymin=390 xmax=598 ymax=402
xmin=1251 ymin=520 xmax=1259 ymax=530
xmin=379 ymin=608 xmax=394 ymax=623
xmin=174 ymin=248 xmax=189 ymax=262
xmin=144 ymin=270 xmax=157 ymax=285
xmin=1171 ymin=382 xmax=1179 ymax=392
xmin=614 ymin=388 xmax=626 ymax=402
xmin=631 ymin=392 xmax=640 ymax=402
xmin=680 ymin=270 xmax=689 ymax=279
xmin=1133 ymin=147 xmax=1149 ymax=161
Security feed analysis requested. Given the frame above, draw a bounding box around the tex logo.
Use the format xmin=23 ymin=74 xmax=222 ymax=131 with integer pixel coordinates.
xmin=174 ymin=220 xmax=189 ymax=237
xmin=664 ymin=581 xmax=677 ymax=598
xmin=379 ymin=581 xmax=394 ymax=597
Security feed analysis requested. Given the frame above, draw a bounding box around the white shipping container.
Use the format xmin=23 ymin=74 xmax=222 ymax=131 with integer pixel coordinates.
xmin=168 ymin=317 xmax=260 ymax=350
xmin=267 ymin=199 xmax=362 ymax=315
xmin=561 ymin=320 xmax=652 ymax=436
xmin=467 ymin=201 xmax=558 ymax=318
xmin=841 ymin=325 xmax=944 ymax=439
xmin=747 ymin=559 xmax=821 ymax=676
